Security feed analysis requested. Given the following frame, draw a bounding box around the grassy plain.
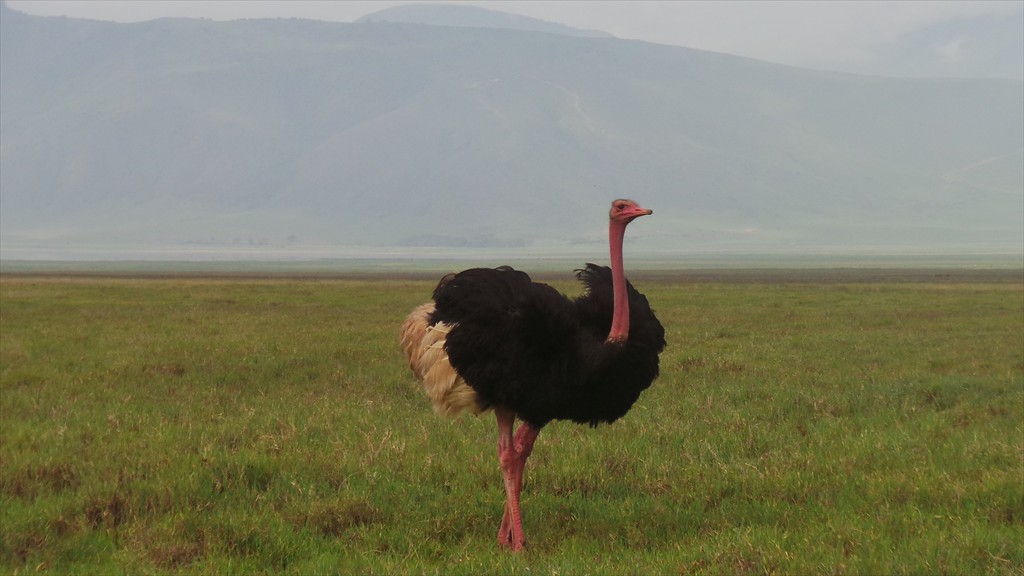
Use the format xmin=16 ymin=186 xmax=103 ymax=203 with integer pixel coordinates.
xmin=1 ymin=270 xmax=1021 ymax=574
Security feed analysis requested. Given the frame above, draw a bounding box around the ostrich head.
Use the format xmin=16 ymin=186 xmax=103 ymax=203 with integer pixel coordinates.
xmin=609 ymin=199 xmax=653 ymax=225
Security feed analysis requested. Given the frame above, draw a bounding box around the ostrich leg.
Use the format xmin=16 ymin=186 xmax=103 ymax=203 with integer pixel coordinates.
xmin=495 ymin=407 xmax=539 ymax=551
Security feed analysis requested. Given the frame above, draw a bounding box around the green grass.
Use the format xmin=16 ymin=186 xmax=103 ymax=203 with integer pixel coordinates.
xmin=1 ymin=273 xmax=1021 ymax=574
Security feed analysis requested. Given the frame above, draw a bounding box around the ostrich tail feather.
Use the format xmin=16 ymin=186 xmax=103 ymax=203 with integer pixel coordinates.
xmin=399 ymin=303 xmax=485 ymax=417
xmin=399 ymin=303 xmax=435 ymax=377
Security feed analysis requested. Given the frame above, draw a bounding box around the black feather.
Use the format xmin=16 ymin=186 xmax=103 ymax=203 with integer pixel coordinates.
xmin=430 ymin=264 xmax=665 ymax=428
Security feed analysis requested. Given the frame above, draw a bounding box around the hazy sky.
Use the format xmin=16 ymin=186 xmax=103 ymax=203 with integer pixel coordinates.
xmin=7 ymin=0 xmax=1022 ymax=73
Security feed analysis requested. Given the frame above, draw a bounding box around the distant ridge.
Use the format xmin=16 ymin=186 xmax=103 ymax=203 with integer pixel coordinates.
xmin=355 ymin=3 xmax=614 ymax=38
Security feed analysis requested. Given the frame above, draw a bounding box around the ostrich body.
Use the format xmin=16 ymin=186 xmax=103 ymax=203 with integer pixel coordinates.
xmin=399 ymin=199 xmax=665 ymax=551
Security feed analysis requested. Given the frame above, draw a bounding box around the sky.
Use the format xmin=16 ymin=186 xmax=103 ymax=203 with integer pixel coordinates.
xmin=6 ymin=0 xmax=1023 ymax=74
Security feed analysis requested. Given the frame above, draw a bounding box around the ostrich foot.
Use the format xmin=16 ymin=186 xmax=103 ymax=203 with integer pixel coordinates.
xmin=497 ymin=505 xmax=525 ymax=551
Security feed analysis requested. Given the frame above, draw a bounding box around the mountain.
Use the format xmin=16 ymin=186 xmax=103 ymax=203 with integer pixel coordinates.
xmin=1 ymin=4 xmax=1021 ymax=258
xmin=354 ymin=3 xmax=613 ymax=39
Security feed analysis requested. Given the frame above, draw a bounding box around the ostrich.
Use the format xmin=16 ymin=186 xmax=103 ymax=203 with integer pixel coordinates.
xmin=399 ymin=199 xmax=665 ymax=551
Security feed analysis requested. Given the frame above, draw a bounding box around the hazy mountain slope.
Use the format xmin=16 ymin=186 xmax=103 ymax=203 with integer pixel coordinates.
xmin=1 ymin=4 xmax=1021 ymax=256
xmin=354 ymin=3 xmax=613 ymax=39
xmin=862 ymin=10 xmax=1024 ymax=81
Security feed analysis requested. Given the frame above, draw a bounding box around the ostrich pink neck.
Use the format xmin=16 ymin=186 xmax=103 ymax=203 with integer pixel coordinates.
xmin=606 ymin=219 xmax=630 ymax=343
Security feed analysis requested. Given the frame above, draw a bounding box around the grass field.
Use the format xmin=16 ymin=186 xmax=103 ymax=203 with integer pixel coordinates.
xmin=1 ymin=270 xmax=1021 ymax=574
